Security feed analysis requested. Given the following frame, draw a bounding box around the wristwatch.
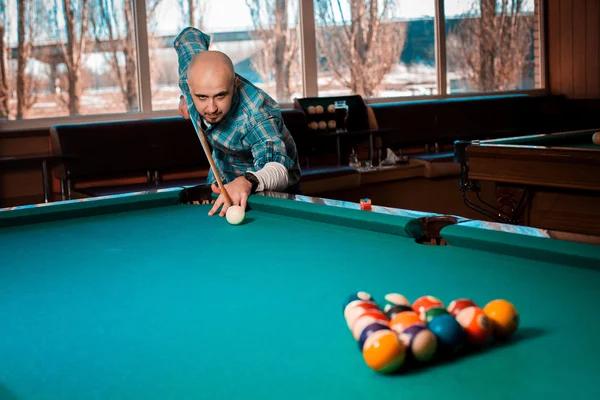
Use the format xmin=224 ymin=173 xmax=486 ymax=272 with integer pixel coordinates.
xmin=244 ymin=172 xmax=259 ymax=193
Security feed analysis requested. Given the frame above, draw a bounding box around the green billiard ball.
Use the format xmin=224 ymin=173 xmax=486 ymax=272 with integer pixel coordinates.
xmin=424 ymin=307 xmax=450 ymax=324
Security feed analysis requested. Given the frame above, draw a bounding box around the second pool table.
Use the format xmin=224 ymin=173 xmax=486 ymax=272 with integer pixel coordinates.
xmin=1 ymin=188 xmax=600 ymax=399
xmin=455 ymin=128 xmax=600 ymax=236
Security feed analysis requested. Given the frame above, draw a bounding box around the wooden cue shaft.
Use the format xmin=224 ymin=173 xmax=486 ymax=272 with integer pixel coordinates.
xmin=189 ymin=115 xmax=233 ymax=207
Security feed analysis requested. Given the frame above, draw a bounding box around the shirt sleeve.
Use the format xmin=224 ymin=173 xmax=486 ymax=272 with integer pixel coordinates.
xmin=245 ymin=116 xmax=296 ymax=171
xmin=173 ymin=27 xmax=211 ymax=112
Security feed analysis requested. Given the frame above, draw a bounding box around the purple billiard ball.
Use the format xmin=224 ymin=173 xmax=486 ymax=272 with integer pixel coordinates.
xmin=358 ymin=322 xmax=391 ymax=350
xmin=398 ymin=324 xmax=438 ymax=362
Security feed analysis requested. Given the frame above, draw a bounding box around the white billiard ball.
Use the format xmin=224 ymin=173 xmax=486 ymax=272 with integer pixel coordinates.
xmin=226 ymin=205 xmax=245 ymax=225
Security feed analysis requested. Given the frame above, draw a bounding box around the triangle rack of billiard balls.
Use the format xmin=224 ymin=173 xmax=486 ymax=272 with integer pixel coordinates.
xmin=343 ymin=291 xmax=519 ymax=374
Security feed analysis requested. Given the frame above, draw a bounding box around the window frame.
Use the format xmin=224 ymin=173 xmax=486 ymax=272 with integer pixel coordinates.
xmin=0 ymin=0 xmax=547 ymax=133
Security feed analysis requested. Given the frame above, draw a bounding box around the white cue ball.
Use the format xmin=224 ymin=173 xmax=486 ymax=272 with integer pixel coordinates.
xmin=226 ymin=205 xmax=245 ymax=225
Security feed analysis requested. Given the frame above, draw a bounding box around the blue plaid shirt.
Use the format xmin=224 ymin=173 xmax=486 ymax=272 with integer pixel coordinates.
xmin=174 ymin=27 xmax=301 ymax=187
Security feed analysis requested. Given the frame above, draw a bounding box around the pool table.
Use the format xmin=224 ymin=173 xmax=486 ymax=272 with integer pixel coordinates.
xmin=455 ymin=129 xmax=600 ymax=236
xmin=1 ymin=187 xmax=600 ymax=400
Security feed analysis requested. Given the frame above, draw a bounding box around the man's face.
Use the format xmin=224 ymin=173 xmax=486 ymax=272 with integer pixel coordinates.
xmin=187 ymin=73 xmax=236 ymax=124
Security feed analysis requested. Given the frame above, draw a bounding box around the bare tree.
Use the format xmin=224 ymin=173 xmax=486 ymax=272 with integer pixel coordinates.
xmin=314 ymin=0 xmax=407 ymax=98
xmin=16 ymin=0 xmax=30 ymax=118
xmin=90 ymin=0 xmax=163 ymax=111
xmin=15 ymin=0 xmax=44 ymax=118
xmin=245 ymin=0 xmax=300 ymax=101
xmin=179 ymin=0 xmax=209 ymax=30
xmin=447 ymin=0 xmax=533 ymax=91
xmin=48 ymin=0 xmax=90 ymax=116
xmin=0 ymin=0 xmax=8 ymax=118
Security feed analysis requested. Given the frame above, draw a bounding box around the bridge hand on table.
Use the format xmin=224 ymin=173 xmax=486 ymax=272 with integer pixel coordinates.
xmin=208 ymin=176 xmax=252 ymax=217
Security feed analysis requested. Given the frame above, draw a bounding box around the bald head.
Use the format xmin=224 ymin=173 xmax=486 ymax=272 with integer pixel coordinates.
xmin=186 ymin=51 xmax=237 ymax=124
xmin=188 ymin=51 xmax=235 ymax=88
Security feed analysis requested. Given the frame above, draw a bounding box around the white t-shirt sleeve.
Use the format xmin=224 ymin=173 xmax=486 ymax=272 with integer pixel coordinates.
xmin=247 ymin=162 xmax=289 ymax=192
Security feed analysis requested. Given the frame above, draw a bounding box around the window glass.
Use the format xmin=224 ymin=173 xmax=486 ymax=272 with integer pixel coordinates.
xmin=1 ymin=0 xmax=140 ymax=120
xmin=445 ymin=0 xmax=539 ymax=94
xmin=313 ymin=0 xmax=437 ymax=98
xmin=147 ymin=0 xmax=303 ymax=110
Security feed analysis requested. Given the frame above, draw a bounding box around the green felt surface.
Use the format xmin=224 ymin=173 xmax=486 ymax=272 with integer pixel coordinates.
xmin=1 ymin=197 xmax=600 ymax=399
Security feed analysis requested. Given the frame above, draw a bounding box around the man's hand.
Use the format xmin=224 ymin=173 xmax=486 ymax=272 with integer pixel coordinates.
xmin=208 ymin=176 xmax=253 ymax=216
xmin=178 ymin=95 xmax=190 ymax=120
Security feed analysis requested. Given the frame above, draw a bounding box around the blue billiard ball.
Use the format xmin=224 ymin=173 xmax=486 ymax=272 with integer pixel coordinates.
xmin=343 ymin=291 xmax=374 ymax=312
xmin=427 ymin=314 xmax=467 ymax=354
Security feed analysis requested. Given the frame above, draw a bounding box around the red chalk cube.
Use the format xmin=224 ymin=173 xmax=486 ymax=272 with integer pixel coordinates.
xmin=360 ymin=198 xmax=372 ymax=210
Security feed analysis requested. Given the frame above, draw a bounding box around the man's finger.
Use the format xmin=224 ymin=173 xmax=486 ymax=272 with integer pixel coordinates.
xmin=240 ymin=193 xmax=248 ymax=211
xmin=208 ymin=195 xmax=224 ymax=216
xmin=220 ymin=202 xmax=230 ymax=217
xmin=211 ymin=184 xmax=221 ymax=194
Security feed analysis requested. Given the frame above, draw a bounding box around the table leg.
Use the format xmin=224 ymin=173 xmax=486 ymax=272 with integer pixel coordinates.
xmin=368 ymin=134 xmax=373 ymax=163
xmin=41 ymin=159 xmax=49 ymax=203
xmin=336 ymin=136 xmax=341 ymax=165
xmin=60 ymin=179 xmax=66 ymax=201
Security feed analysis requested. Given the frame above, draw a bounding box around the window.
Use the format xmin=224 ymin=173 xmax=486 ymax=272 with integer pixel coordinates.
xmin=444 ymin=0 xmax=539 ymax=94
xmin=313 ymin=0 xmax=437 ymax=98
xmin=0 ymin=0 xmax=545 ymax=127
xmin=146 ymin=0 xmax=303 ymax=109
xmin=1 ymin=0 xmax=141 ymax=121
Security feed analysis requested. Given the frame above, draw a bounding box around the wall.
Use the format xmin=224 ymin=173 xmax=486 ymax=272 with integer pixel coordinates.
xmin=3 ymin=3 xmax=599 ymax=203
xmin=0 ymin=132 xmax=52 ymax=202
xmin=547 ymin=0 xmax=600 ymax=98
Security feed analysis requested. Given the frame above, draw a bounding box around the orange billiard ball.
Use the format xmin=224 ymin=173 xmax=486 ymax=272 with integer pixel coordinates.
xmin=362 ymin=329 xmax=407 ymax=373
xmin=593 ymin=132 xmax=600 ymax=145
xmin=389 ymin=311 xmax=424 ymax=334
xmin=483 ymin=299 xmax=519 ymax=339
xmin=455 ymin=306 xmax=493 ymax=345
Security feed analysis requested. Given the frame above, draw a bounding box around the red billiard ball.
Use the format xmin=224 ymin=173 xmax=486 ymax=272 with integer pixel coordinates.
xmin=455 ymin=306 xmax=493 ymax=345
xmin=346 ymin=302 xmax=382 ymax=328
xmin=447 ymin=298 xmax=478 ymax=317
xmin=412 ymin=295 xmax=444 ymax=316
xmin=352 ymin=311 xmax=389 ymax=340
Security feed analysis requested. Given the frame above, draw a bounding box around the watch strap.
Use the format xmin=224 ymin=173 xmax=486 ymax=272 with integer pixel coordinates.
xmin=244 ymin=172 xmax=259 ymax=193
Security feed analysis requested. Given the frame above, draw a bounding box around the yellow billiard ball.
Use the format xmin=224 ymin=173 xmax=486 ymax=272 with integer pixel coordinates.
xmin=483 ymin=299 xmax=519 ymax=339
xmin=593 ymin=132 xmax=600 ymax=145
xmin=362 ymin=329 xmax=406 ymax=373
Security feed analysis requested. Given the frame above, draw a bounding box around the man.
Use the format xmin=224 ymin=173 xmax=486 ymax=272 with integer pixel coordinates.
xmin=174 ymin=27 xmax=301 ymax=217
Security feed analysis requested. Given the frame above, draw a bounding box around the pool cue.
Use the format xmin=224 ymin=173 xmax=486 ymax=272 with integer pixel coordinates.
xmin=188 ymin=111 xmax=233 ymax=208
